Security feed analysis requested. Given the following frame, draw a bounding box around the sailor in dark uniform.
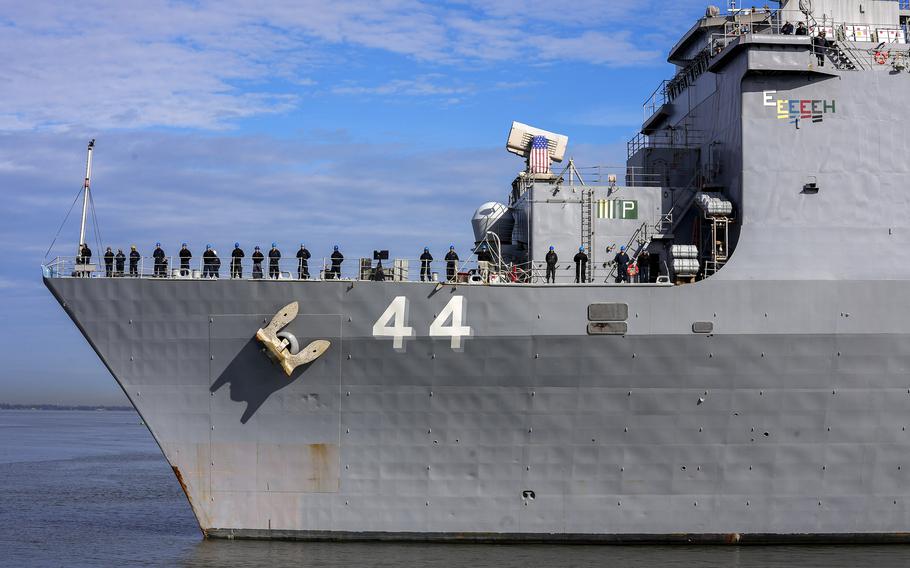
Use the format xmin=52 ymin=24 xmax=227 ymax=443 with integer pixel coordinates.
xmin=573 ymin=246 xmax=588 ymax=283
xmin=202 ymin=244 xmax=215 ymax=278
xmin=444 ymin=245 xmax=459 ymax=282
xmin=545 ymin=246 xmax=558 ymax=283
xmin=211 ymin=250 xmax=221 ymax=279
xmin=252 ymin=246 xmax=264 ymax=279
xmin=637 ymin=250 xmax=651 ymax=283
xmin=614 ymin=245 xmax=630 ymax=283
xmin=179 ymin=243 xmax=192 ymax=276
xmin=103 ymin=247 xmax=114 ymax=277
xmin=296 ymin=244 xmax=311 ymax=280
xmin=129 ymin=245 xmax=140 ymax=277
xmin=76 ymin=244 xmax=92 ymax=277
xmin=419 ymin=247 xmax=433 ymax=281
xmin=231 ymin=243 xmax=244 ymax=278
xmin=152 ymin=243 xmax=166 ymax=277
xmin=330 ymin=245 xmax=344 ymax=279
xmin=268 ymin=243 xmax=281 ymax=279
xmin=115 ymin=248 xmax=125 ymax=277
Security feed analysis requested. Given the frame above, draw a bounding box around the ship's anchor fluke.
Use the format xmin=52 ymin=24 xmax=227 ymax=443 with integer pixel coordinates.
xmin=255 ymin=301 xmax=330 ymax=376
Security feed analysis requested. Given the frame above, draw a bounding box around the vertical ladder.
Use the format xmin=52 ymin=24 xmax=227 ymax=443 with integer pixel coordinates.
xmin=580 ymin=186 xmax=593 ymax=282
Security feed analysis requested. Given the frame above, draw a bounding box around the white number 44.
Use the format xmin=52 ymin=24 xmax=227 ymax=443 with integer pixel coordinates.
xmin=429 ymin=295 xmax=471 ymax=349
xmin=372 ymin=296 xmax=414 ymax=350
xmin=372 ymin=296 xmax=471 ymax=350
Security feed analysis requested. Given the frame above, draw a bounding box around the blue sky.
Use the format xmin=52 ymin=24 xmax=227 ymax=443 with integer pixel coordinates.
xmin=0 ymin=0 xmax=758 ymax=404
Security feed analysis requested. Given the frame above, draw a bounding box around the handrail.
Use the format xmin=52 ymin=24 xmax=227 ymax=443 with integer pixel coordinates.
xmin=42 ymin=255 xmax=670 ymax=286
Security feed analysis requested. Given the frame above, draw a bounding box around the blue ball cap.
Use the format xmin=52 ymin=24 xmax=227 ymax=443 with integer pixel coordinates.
xmin=620 ymin=245 xmax=626 ymax=251
xmin=181 ymin=242 xmax=187 ymax=247
xmin=424 ymin=247 xmax=429 ymax=251
xmin=255 ymin=245 xmax=260 ymax=250
xmin=549 ymin=246 xmax=554 ymax=251
xmin=155 ymin=242 xmax=161 ymax=247
xmin=579 ymin=246 xmax=584 ymax=251
xmin=234 ymin=242 xmax=240 ymax=248
xmin=449 ymin=244 xmax=455 ymax=249
xmin=206 ymin=243 xmax=211 ymax=249
xmin=334 ymin=245 xmax=339 ymax=251
xmin=271 ymin=242 xmax=277 ymax=248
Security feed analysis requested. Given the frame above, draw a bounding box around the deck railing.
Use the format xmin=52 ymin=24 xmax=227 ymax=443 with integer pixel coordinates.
xmin=43 ymin=255 xmax=671 ymax=285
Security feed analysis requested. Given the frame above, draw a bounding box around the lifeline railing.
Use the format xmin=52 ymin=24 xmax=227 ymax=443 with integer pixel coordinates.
xmin=45 ymin=255 xmax=495 ymax=284
xmin=709 ymin=9 xmax=910 ymax=70
xmin=43 ymin=255 xmax=671 ymax=285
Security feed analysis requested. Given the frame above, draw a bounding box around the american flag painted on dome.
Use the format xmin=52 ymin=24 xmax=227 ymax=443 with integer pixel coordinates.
xmin=529 ymin=135 xmax=550 ymax=174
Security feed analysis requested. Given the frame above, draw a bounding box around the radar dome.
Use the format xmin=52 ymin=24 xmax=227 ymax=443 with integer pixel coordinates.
xmin=471 ymin=202 xmax=513 ymax=244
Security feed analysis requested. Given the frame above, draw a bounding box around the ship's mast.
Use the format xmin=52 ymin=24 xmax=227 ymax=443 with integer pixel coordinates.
xmin=77 ymin=139 xmax=95 ymax=254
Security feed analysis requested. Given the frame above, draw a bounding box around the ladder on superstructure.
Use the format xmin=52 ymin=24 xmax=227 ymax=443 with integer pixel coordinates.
xmin=580 ymin=186 xmax=594 ymax=283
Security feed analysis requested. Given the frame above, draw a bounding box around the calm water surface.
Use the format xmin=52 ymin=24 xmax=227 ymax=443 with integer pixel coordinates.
xmin=3 ymin=410 xmax=910 ymax=567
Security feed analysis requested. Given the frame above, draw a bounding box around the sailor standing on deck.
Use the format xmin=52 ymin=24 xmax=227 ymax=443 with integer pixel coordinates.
xmin=444 ymin=245 xmax=458 ymax=282
xmin=115 ymin=248 xmax=125 ymax=277
xmin=814 ymin=30 xmax=830 ymax=67
xmin=545 ymin=246 xmax=558 ymax=284
xmin=637 ymin=250 xmax=651 ymax=284
xmin=252 ymin=246 xmax=264 ymax=279
xmin=614 ymin=246 xmax=630 ymax=283
xmin=129 ymin=245 xmax=140 ymax=277
xmin=104 ymin=247 xmax=114 ymax=277
xmin=77 ymin=244 xmax=91 ymax=277
xmin=231 ymin=243 xmax=244 ymax=278
xmin=330 ymin=245 xmax=344 ymax=279
xmin=179 ymin=243 xmax=192 ymax=276
xmin=574 ymin=247 xmax=588 ymax=283
xmin=202 ymin=244 xmax=215 ymax=278
xmin=297 ymin=244 xmax=311 ymax=280
xmin=420 ymin=247 xmax=433 ymax=281
xmin=152 ymin=243 xmax=166 ymax=277
xmin=268 ymin=243 xmax=281 ymax=279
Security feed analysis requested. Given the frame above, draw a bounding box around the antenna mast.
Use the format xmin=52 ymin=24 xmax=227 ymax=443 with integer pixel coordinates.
xmin=77 ymin=139 xmax=95 ymax=254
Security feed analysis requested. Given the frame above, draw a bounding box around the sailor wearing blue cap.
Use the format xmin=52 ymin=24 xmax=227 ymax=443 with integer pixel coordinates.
xmin=179 ymin=243 xmax=192 ymax=276
xmin=444 ymin=245 xmax=459 ymax=283
xmin=296 ymin=244 xmax=311 ymax=280
xmin=202 ymin=243 xmax=216 ymax=278
xmin=614 ymin=245 xmax=631 ymax=283
xmin=152 ymin=242 xmax=166 ymax=277
xmin=545 ymin=246 xmax=558 ymax=284
xmin=574 ymin=246 xmax=589 ymax=284
xmin=419 ymin=247 xmax=434 ymax=281
xmin=231 ymin=243 xmax=245 ymax=279
xmin=330 ymin=245 xmax=344 ymax=279
xmin=268 ymin=243 xmax=281 ymax=279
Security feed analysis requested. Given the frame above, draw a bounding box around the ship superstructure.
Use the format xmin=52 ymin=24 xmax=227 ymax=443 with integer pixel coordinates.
xmin=43 ymin=0 xmax=910 ymax=542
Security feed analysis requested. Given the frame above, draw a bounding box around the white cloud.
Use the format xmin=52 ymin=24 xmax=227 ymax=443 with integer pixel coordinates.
xmin=0 ymin=0 xmax=704 ymax=131
xmin=332 ymin=75 xmax=474 ymax=97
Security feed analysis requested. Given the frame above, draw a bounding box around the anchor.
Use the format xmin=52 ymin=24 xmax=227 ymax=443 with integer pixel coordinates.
xmin=255 ymin=301 xmax=330 ymax=376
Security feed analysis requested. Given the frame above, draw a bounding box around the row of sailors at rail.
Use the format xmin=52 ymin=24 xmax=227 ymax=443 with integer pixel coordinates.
xmin=75 ymin=242 xmax=462 ymax=281
xmin=75 ymin=242 xmax=344 ymax=279
xmin=543 ymin=245 xmax=651 ymax=284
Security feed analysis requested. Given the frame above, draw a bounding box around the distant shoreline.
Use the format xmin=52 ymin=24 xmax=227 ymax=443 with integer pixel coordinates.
xmin=0 ymin=403 xmax=134 ymax=412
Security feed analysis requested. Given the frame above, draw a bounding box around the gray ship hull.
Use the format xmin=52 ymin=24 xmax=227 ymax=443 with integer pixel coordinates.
xmin=44 ymin=276 xmax=910 ymax=541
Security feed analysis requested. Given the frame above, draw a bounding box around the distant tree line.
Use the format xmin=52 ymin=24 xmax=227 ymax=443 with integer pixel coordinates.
xmin=0 ymin=403 xmax=133 ymax=411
